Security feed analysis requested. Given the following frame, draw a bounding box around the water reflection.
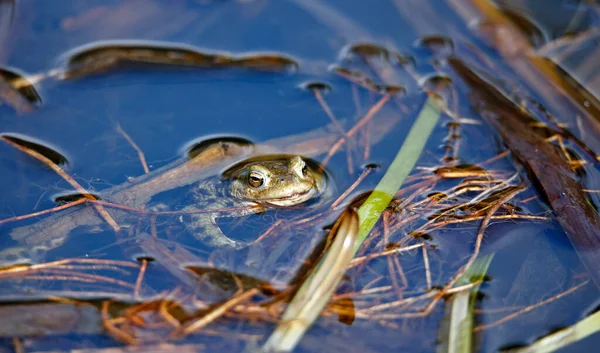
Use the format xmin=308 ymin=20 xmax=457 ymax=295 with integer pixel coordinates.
xmin=0 ymin=0 xmax=599 ymax=352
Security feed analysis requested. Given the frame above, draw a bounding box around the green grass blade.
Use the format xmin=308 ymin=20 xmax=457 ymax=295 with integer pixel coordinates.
xmin=262 ymin=210 xmax=358 ymax=352
xmin=503 ymin=308 xmax=600 ymax=353
xmin=262 ymin=97 xmax=441 ymax=352
xmin=438 ymin=254 xmax=494 ymax=353
xmin=355 ymin=98 xmax=441 ymax=253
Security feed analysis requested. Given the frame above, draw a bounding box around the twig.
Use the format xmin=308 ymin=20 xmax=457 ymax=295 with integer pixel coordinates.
xmin=0 ymin=197 xmax=88 ymax=225
xmin=134 ymin=259 xmax=149 ymax=300
xmin=251 ymin=219 xmax=284 ymax=245
xmin=313 ymin=88 xmax=355 ymax=174
xmin=321 ymin=93 xmax=390 ymax=167
xmin=422 ymin=244 xmax=432 ymax=291
xmin=178 ymin=288 xmax=259 ymax=337
xmin=330 ymin=167 xmax=373 ymax=209
xmin=474 ymin=280 xmax=589 ymax=332
xmin=388 ymin=252 xmax=404 ymax=301
xmin=349 ymin=243 xmax=423 ymax=268
xmin=1 ymin=136 xmax=120 ymax=231
xmin=102 ymin=301 xmax=138 ymax=345
xmin=422 ymin=186 xmax=525 ymax=315
xmin=116 ymin=123 xmax=150 ymax=174
xmin=0 ymin=258 xmax=139 ymax=277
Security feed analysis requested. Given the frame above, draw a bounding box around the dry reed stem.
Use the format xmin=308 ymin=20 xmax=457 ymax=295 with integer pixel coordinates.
xmin=177 ymin=288 xmax=260 ymax=337
xmin=134 ymin=259 xmax=148 ymax=300
xmin=422 ymin=245 xmax=432 ymax=291
xmin=102 ymin=301 xmax=138 ymax=345
xmin=388 ymin=252 xmax=404 ymax=301
xmin=160 ymin=300 xmax=182 ymax=328
xmin=421 ymin=186 xmax=526 ymax=315
xmin=0 ymin=258 xmax=138 ymax=276
xmin=350 ymin=184 xmax=525 ymax=321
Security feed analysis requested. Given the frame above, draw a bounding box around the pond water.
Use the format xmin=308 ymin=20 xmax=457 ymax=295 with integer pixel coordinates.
xmin=1 ymin=1 xmax=599 ymax=352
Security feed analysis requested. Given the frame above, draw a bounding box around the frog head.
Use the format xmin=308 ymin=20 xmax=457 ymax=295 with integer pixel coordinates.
xmin=225 ymin=155 xmax=324 ymax=207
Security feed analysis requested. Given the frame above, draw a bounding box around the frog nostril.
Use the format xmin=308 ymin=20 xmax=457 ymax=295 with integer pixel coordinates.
xmin=280 ymin=177 xmax=285 ymax=182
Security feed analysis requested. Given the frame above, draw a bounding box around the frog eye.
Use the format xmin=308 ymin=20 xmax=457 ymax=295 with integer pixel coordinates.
xmin=248 ymin=171 xmax=265 ymax=188
xmin=301 ymin=162 xmax=308 ymax=177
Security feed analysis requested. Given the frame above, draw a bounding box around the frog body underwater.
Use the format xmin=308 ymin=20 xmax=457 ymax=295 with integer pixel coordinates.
xmin=0 ymin=153 xmax=325 ymax=264
xmin=183 ymin=154 xmax=325 ymax=248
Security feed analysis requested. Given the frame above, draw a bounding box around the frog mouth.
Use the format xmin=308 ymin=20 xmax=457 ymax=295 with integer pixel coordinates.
xmin=264 ymin=189 xmax=316 ymax=207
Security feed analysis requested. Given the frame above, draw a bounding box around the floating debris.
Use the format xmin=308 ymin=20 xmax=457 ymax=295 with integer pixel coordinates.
xmin=330 ymin=65 xmax=405 ymax=95
xmin=434 ymin=164 xmax=489 ymax=179
xmin=393 ymin=51 xmax=417 ymax=67
xmin=0 ymin=66 xmax=40 ymax=114
xmin=1 ymin=134 xmax=69 ymax=166
xmin=231 ymin=53 xmax=299 ymax=73
xmin=185 ymin=266 xmax=274 ymax=293
xmin=299 ymin=81 xmax=333 ymax=94
xmin=0 ymin=66 xmax=42 ymax=105
xmin=340 ymin=43 xmax=393 ymax=62
xmin=53 ymin=192 xmax=100 ymax=204
xmin=414 ymin=34 xmax=455 ymax=56
xmin=451 ymin=56 xmax=600 ymax=288
xmin=419 ymin=73 xmax=453 ymax=92
xmin=59 ymin=40 xmax=300 ymax=79
xmin=340 ymin=43 xmax=416 ymax=69
xmin=184 ymin=136 xmax=254 ymax=160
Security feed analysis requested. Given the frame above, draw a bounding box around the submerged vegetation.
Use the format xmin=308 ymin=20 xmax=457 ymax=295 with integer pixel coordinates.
xmin=0 ymin=0 xmax=599 ymax=352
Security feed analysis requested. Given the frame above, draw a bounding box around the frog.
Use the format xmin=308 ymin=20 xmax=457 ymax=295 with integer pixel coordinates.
xmin=0 ymin=153 xmax=326 ymax=264
xmin=182 ymin=154 xmax=326 ymax=249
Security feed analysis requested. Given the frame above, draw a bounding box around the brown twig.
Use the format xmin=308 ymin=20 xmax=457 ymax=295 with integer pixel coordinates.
xmin=251 ymin=219 xmax=284 ymax=245
xmin=388 ymin=252 xmax=404 ymax=301
xmin=474 ymin=280 xmax=589 ymax=331
xmin=313 ymin=88 xmax=355 ymax=174
xmin=330 ymin=166 xmax=373 ymax=209
xmin=0 ymin=197 xmax=88 ymax=225
xmin=116 ymin=123 xmax=150 ymax=174
xmin=176 ymin=288 xmax=260 ymax=337
xmin=135 ymin=259 xmax=149 ymax=300
xmin=349 ymin=243 xmax=423 ymax=268
xmin=102 ymin=301 xmax=138 ymax=345
xmin=422 ymin=186 xmax=526 ymax=314
xmin=321 ymin=93 xmax=391 ymax=167
xmin=0 ymin=258 xmax=139 ymax=277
